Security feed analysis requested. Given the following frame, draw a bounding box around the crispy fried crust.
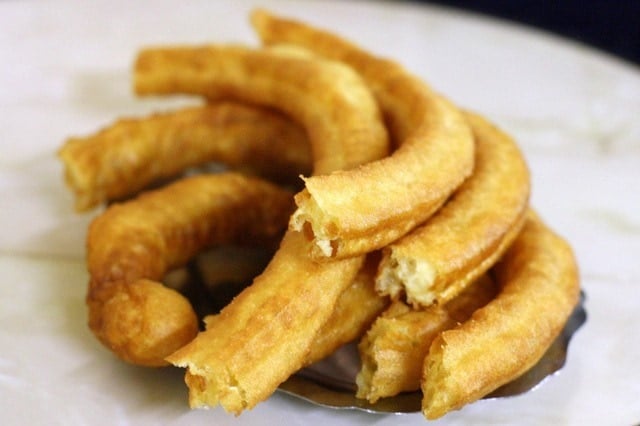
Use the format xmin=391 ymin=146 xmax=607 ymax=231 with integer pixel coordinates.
xmin=198 ymin=252 xmax=388 ymax=369
xmin=357 ymin=301 xmax=452 ymax=403
xmin=166 ymin=232 xmax=364 ymax=413
xmin=87 ymin=173 xmax=295 ymax=366
xmin=356 ymin=275 xmax=498 ymax=402
xmin=304 ymin=252 xmax=389 ymax=365
xmin=421 ymin=212 xmax=580 ymax=419
xmin=376 ymin=112 xmax=530 ymax=307
xmin=58 ymin=103 xmax=311 ymax=211
xmin=251 ymin=9 xmax=475 ymax=259
xmin=134 ymin=44 xmax=389 ymax=175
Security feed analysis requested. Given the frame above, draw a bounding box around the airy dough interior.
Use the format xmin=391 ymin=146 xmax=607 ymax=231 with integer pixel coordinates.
xmin=376 ymin=254 xmax=437 ymax=307
xmin=290 ymin=191 xmax=339 ymax=257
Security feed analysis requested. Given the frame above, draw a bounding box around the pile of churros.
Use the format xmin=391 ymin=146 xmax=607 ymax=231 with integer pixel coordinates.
xmin=58 ymin=9 xmax=581 ymax=420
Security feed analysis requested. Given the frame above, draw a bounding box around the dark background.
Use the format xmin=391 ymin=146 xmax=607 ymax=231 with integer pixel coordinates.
xmin=417 ymin=0 xmax=640 ymax=65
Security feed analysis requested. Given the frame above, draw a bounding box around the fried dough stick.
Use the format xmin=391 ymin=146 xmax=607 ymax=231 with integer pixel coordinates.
xmin=377 ymin=112 xmax=530 ymax=307
xmin=59 ymin=103 xmax=311 ymax=211
xmin=251 ymin=10 xmax=475 ymax=259
xmin=168 ymin=233 xmax=364 ymax=413
xmin=198 ymin=251 xmax=388 ymax=367
xmin=422 ymin=212 xmax=580 ymax=419
xmin=304 ymin=252 xmax=389 ymax=365
xmin=356 ymin=275 xmax=499 ymax=402
xmin=87 ymin=173 xmax=295 ymax=367
xmin=159 ymin=46 xmax=389 ymax=413
xmin=134 ymin=45 xmax=389 ymax=175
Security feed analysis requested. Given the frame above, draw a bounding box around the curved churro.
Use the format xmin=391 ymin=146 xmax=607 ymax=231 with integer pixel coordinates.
xmin=167 ymin=233 xmax=364 ymax=413
xmin=304 ymin=252 xmax=389 ymax=365
xmin=251 ymin=10 xmax=475 ymax=259
xmin=59 ymin=103 xmax=311 ymax=211
xmin=198 ymin=251 xmax=387 ymax=369
xmin=198 ymin=252 xmax=387 ymax=368
xmin=134 ymin=44 xmax=389 ymax=175
xmin=376 ymin=112 xmax=530 ymax=307
xmin=421 ymin=212 xmax=580 ymax=419
xmin=87 ymin=173 xmax=295 ymax=366
xmin=161 ymin=43 xmax=390 ymax=414
xmin=356 ymin=274 xmax=498 ymax=403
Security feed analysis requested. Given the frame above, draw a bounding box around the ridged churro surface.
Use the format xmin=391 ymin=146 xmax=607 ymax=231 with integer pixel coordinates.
xmin=59 ymin=103 xmax=311 ymax=211
xmin=356 ymin=274 xmax=498 ymax=402
xmin=376 ymin=112 xmax=530 ymax=307
xmin=87 ymin=173 xmax=295 ymax=366
xmin=421 ymin=212 xmax=580 ymax=419
xmin=252 ymin=10 xmax=475 ymax=259
xmin=134 ymin=45 xmax=389 ymax=175
xmin=160 ymin=40 xmax=390 ymax=413
xmin=167 ymin=232 xmax=364 ymax=413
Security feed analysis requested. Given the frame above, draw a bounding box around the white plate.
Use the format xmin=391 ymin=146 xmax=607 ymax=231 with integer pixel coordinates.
xmin=1 ymin=1 xmax=639 ymax=425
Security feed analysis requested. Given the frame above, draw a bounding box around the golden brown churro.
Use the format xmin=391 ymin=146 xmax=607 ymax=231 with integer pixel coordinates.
xmin=167 ymin=233 xmax=364 ymax=412
xmin=134 ymin=44 xmax=389 ymax=175
xmin=252 ymin=10 xmax=475 ymax=259
xmin=198 ymin=252 xmax=387 ymax=367
xmin=356 ymin=275 xmax=499 ymax=402
xmin=376 ymin=112 xmax=530 ymax=307
xmin=87 ymin=173 xmax=295 ymax=366
xmin=304 ymin=253 xmax=389 ymax=365
xmin=59 ymin=103 xmax=311 ymax=211
xmin=422 ymin=212 xmax=580 ymax=419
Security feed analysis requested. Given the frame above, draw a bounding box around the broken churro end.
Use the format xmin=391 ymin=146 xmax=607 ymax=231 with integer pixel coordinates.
xmin=422 ymin=338 xmax=452 ymax=420
xmin=290 ymin=188 xmax=341 ymax=257
xmin=376 ymin=251 xmax=437 ymax=306
xmin=89 ymin=279 xmax=199 ymax=367
xmin=177 ymin=365 xmax=247 ymax=415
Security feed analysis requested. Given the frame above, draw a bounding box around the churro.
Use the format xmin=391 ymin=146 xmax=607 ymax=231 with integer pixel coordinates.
xmin=252 ymin=10 xmax=475 ymax=259
xmin=376 ymin=112 xmax=530 ymax=307
xmin=87 ymin=173 xmax=295 ymax=366
xmin=167 ymin=233 xmax=364 ymax=413
xmin=198 ymin=251 xmax=387 ymax=368
xmin=356 ymin=274 xmax=498 ymax=402
xmin=59 ymin=103 xmax=311 ymax=211
xmin=421 ymin=212 xmax=580 ymax=419
xmin=304 ymin=252 xmax=389 ymax=365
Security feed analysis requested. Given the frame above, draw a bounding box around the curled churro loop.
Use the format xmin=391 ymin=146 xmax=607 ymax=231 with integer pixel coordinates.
xmin=251 ymin=10 xmax=475 ymax=259
xmin=134 ymin=44 xmax=389 ymax=175
xmin=58 ymin=103 xmax=311 ymax=211
xmin=376 ymin=112 xmax=531 ymax=307
xmin=87 ymin=173 xmax=295 ymax=366
xmin=168 ymin=233 xmax=364 ymax=412
xmin=421 ymin=212 xmax=580 ymax=419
